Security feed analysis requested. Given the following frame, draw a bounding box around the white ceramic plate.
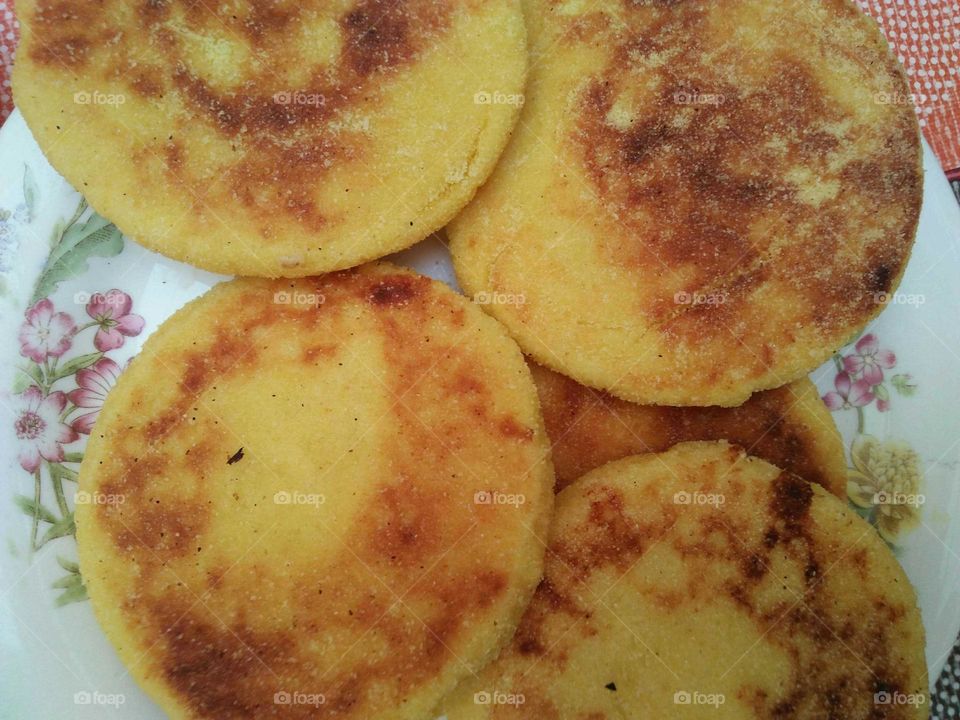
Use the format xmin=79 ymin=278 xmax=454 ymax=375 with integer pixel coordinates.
xmin=1 ymin=107 xmax=959 ymax=718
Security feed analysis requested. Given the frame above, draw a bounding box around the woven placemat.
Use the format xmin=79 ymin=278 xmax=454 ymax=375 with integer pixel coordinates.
xmin=935 ymin=635 xmax=960 ymax=718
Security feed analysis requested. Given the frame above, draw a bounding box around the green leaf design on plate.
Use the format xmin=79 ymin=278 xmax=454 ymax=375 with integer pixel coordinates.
xmin=23 ymin=165 xmax=39 ymax=223
xmin=874 ymin=383 xmax=889 ymax=402
xmin=12 ymin=364 xmax=43 ymax=393
xmin=53 ymin=556 xmax=87 ymax=606
xmin=62 ymin=452 xmax=84 ymax=464
xmin=56 ymin=556 xmax=80 ymax=574
xmin=49 ymin=462 xmax=79 ymax=483
xmin=54 ymin=579 xmax=88 ymax=606
xmin=47 ymin=219 xmax=65 ymax=251
xmin=891 ymin=374 xmax=917 ymax=397
xmin=30 ymin=209 xmax=123 ymax=303
xmin=39 ymin=513 xmax=75 ymax=545
xmin=52 ymin=573 xmax=81 ymax=589
xmin=48 ymin=352 xmax=104 ymax=383
xmin=13 ymin=495 xmax=57 ymax=525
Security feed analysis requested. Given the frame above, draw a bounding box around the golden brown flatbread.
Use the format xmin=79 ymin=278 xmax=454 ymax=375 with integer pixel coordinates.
xmin=450 ymin=0 xmax=921 ymax=406
xmin=77 ymin=264 xmax=554 ymax=719
xmin=15 ymin=0 xmax=526 ymax=276
xmin=529 ymin=362 xmax=846 ymax=497
xmin=442 ymin=442 xmax=928 ymax=719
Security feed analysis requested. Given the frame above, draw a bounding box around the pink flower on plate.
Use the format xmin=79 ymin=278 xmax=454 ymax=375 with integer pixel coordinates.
xmin=67 ymin=357 xmax=122 ymax=434
xmin=86 ymin=289 xmax=145 ymax=352
xmin=822 ymin=371 xmax=875 ymax=410
xmin=843 ymin=334 xmax=896 ymax=386
xmin=18 ymin=299 xmax=76 ymax=363
xmin=13 ymin=386 xmax=79 ymax=472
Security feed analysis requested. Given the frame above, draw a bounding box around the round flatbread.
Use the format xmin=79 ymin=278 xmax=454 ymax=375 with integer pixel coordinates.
xmin=14 ymin=0 xmax=526 ymax=277
xmin=449 ymin=0 xmax=921 ymax=406
xmin=442 ymin=441 xmax=928 ymax=719
xmin=529 ymin=361 xmax=846 ymax=496
xmin=76 ymin=263 xmax=554 ymax=719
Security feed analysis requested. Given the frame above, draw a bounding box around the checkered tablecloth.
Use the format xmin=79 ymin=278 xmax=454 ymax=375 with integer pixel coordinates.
xmin=854 ymin=0 xmax=960 ymax=199
xmin=1 ymin=0 xmax=959 ymax=715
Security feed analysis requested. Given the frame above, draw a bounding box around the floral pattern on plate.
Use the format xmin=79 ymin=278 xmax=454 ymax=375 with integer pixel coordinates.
xmin=7 ymin=178 xmax=141 ymax=606
xmin=823 ymin=333 xmax=923 ymax=546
